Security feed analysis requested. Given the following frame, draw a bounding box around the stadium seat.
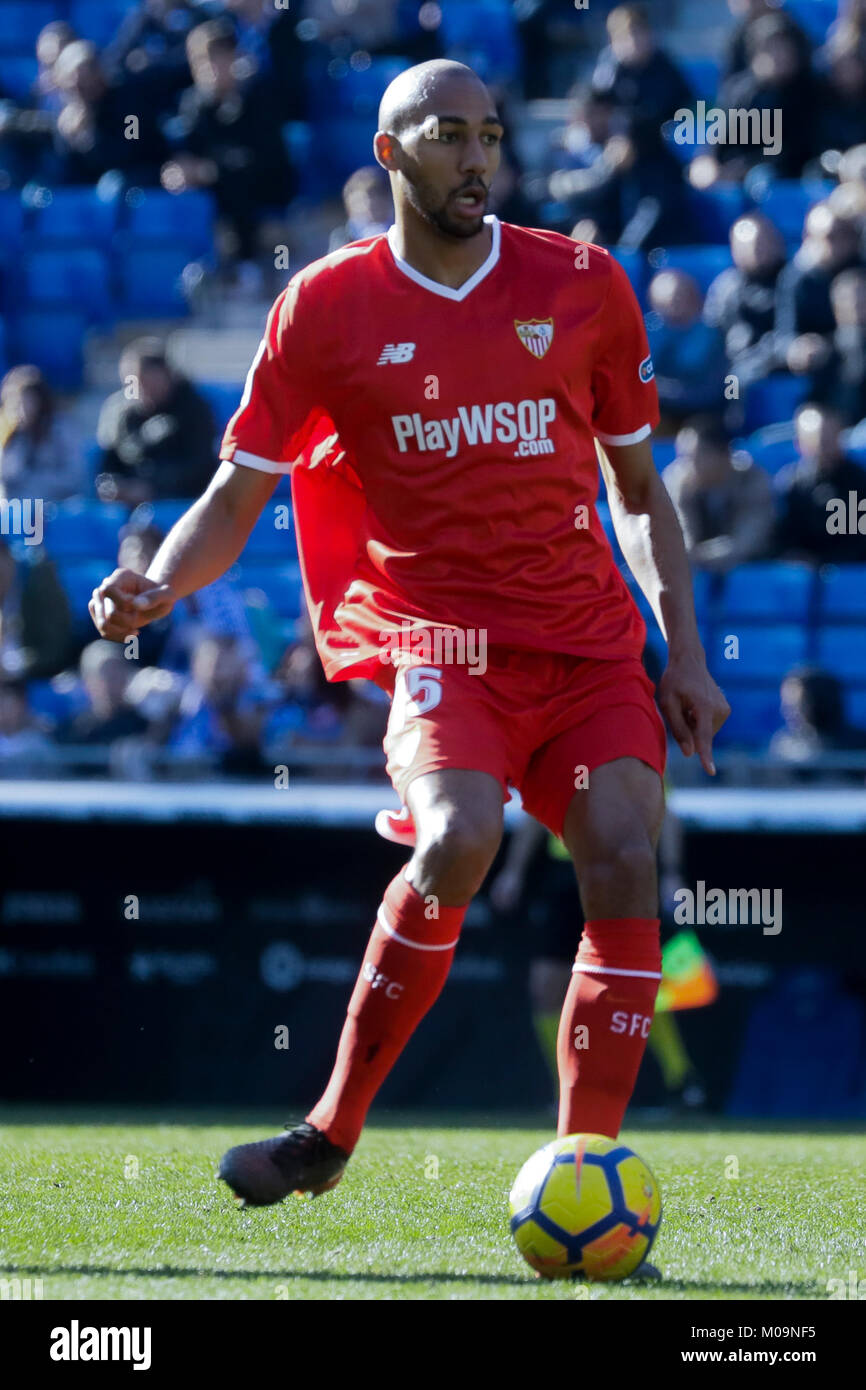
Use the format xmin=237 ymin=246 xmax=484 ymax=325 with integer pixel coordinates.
xmin=0 ymin=3 xmax=55 ymax=54
xmin=782 ymin=0 xmax=838 ymax=43
xmin=750 ymin=179 xmax=834 ymax=248
xmin=59 ymin=559 xmax=117 ymax=625
xmin=322 ymin=55 xmax=412 ymax=119
xmin=647 ymin=245 xmax=734 ymax=293
xmin=28 ymin=185 xmax=120 ymax=247
xmin=134 ymin=500 xmax=195 ymax=535
xmin=690 ymin=568 xmax=714 ymax=624
xmin=319 ymin=118 xmax=381 ymax=185
xmin=817 ymin=626 xmax=866 ymax=681
xmin=846 ymin=686 xmax=866 ymax=731
xmin=0 ymin=55 xmax=37 ymax=100
xmin=21 ymin=247 xmax=113 ymax=322
xmin=245 ymin=505 xmax=297 ymax=560
xmin=237 ymin=562 xmax=304 ymax=619
xmin=680 ymin=56 xmax=721 ymax=102
xmin=737 ymin=421 xmax=797 ymax=474
xmin=117 ymin=247 xmax=193 ymax=317
xmin=69 ymin=0 xmax=139 ymax=47
xmin=652 ymin=437 xmax=677 ymax=471
xmin=10 ymin=309 xmax=87 ymax=389
xmin=687 ymin=185 xmax=748 ymax=243
xmin=713 ymin=684 xmax=781 ymax=747
xmin=720 ymin=563 xmax=815 ymax=622
xmin=439 ymin=0 xmax=520 ymax=82
xmin=817 ymin=565 xmax=866 ymax=621
xmin=44 ymin=500 xmax=128 ymax=560
xmin=198 ymin=381 xmax=243 ymax=433
xmin=742 ymin=374 xmax=807 ymax=431
xmin=0 ymin=191 xmax=23 ymax=253
xmin=123 ymin=189 xmax=215 ymax=257
xmin=708 ymin=623 xmax=808 ymax=680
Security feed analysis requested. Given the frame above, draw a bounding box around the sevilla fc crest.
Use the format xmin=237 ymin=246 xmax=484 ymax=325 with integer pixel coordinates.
xmin=514 ymin=318 xmax=554 ymax=359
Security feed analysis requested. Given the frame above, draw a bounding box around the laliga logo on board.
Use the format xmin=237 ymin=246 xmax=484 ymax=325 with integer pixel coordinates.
xmin=514 ymin=318 xmax=554 ymax=360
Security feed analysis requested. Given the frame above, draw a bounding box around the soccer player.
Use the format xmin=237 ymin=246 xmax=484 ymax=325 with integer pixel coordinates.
xmin=89 ymin=59 xmax=729 ymax=1207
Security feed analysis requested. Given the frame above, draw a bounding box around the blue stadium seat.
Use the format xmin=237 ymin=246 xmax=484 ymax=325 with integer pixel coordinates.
xmin=0 ymin=3 xmax=55 ymax=53
xmin=59 ymin=559 xmax=116 ymax=625
xmin=134 ymin=500 xmax=194 ymax=535
xmin=439 ymin=0 xmax=519 ymax=82
xmin=721 ymin=563 xmax=814 ymax=622
xmin=28 ymin=185 xmax=120 ymax=247
xmin=117 ymin=247 xmax=193 ymax=317
xmin=27 ymin=677 xmax=87 ymax=726
xmin=846 ymin=687 xmax=866 ymax=731
xmin=323 ymin=55 xmax=412 ymax=118
xmin=680 ymin=56 xmax=721 ymax=102
xmin=44 ymin=500 xmax=128 ymax=560
xmin=319 ymin=118 xmax=380 ymax=184
xmin=742 ymin=374 xmax=807 ymax=431
xmin=123 ymin=189 xmax=215 ymax=257
xmin=21 ymin=247 xmax=112 ymax=321
xmin=708 ymin=623 xmax=808 ymax=680
xmin=817 ymin=626 xmax=866 ymax=681
xmin=10 ymin=309 xmax=87 ymax=389
xmin=0 ymin=191 xmax=23 ymax=253
xmin=713 ymin=685 xmax=781 ymax=747
xmin=198 ymin=381 xmax=243 ymax=433
xmin=691 ymin=568 xmax=713 ymax=624
xmin=0 ymin=54 xmax=37 ymax=99
xmin=652 ymin=437 xmax=677 ymax=471
xmin=648 ymin=245 xmax=734 ymax=293
xmin=687 ymin=185 xmax=748 ymax=243
xmin=237 ymin=562 xmax=304 ymax=618
xmin=751 ymin=179 xmax=834 ymax=248
xmin=818 ymin=565 xmax=866 ymax=620
xmin=69 ymin=0 xmax=139 ymax=47
xmin=738 ymin=421 xmax=797 ymax=474
xmin=782 ymin=0 xmax=838 ymax=43
xmin=245 ymin=505 xmax=297 ymax=559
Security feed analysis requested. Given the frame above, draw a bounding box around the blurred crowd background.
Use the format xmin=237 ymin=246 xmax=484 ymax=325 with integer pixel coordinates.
xmin=1 ymin=0 xmax=866 ymax=784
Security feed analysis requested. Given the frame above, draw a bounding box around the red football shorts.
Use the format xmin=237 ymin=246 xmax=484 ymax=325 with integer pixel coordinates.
xmin=374 ymin=648 xmax=667 ymax=839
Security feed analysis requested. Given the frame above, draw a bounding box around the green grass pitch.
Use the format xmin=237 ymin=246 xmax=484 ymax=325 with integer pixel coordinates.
xmin=1 ymin=1110 xmax=862 ymax=1301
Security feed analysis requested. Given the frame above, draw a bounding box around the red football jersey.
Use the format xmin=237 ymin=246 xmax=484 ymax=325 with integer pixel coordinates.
xmin=220 ymin=216 xmax=659 ymax=681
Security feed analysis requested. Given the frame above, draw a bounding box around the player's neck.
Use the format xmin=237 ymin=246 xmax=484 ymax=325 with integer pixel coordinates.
xmin=389 ymin=213 xmax=493 ymax=291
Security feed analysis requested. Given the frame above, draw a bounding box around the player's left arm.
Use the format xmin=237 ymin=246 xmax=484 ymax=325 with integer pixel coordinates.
xmin=598 ymin=436 xmax=730 ymax=774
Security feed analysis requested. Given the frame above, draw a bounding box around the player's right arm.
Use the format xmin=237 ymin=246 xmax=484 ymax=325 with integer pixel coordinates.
xmin=89 ymin=461 xmax=278 ymax=641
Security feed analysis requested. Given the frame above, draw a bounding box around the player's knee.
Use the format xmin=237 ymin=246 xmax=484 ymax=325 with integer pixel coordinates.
xmin=580 ymin=836 xmax=656 ymax=896
xmin=411 ymin=810 xmax=502 ymax=902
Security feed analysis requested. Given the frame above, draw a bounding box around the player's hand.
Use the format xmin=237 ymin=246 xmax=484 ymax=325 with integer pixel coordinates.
xmin=657 ymin=652 xmax=730 ymax=776
xmin=89 ymin=567 xmax=177 ymax=642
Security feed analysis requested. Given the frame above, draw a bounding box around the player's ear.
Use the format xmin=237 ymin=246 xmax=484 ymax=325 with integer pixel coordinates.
xmin=374 ymin=130 xmax=398 ymax=171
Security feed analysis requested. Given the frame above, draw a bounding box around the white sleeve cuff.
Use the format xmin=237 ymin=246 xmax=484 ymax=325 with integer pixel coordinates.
xmin=224 ymin=449 xmax=293 ymax=475
xmin=594 ymin=423 xmax=653 ymax=446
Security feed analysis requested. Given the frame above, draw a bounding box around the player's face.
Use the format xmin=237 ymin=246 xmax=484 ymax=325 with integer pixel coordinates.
xmin=393 ymin=83 xmax=503 ymax=240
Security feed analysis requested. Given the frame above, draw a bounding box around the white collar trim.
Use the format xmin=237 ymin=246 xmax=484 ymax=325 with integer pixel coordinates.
xmin=386 ymin=215 xmax=500 ymax=301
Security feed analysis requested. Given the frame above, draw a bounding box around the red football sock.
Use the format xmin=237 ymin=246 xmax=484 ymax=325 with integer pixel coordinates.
xmin=306 ymin=873 xmax=467 ymax=1153
xmin=557 ymin=917 xmax=662 ymax=1139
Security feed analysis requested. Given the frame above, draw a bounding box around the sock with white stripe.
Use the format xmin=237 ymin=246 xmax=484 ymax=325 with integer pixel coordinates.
xmin=556 ymin=917 xmax=662 ymax=1139
xmin=306 ymin=874 xmax=467 ymax=1152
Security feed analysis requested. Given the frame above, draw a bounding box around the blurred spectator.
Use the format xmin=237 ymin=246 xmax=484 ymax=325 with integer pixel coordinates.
xmin=162 ymin=19 xmax=294 ymax=266
xmin=103 ymin=0 xmax=197 ymax=115
xmin=703 ymin=213 xmax=786 ymax=387
xmin=33 ymin=21 xmax=77 ymax=113
xmin=265 ymin=630 xmax=348 ymax=759
xmin=770 ymin=666 xmax=866 ymax=765
xmin=50 ymin=40 xmax=169 ymax=186
xmin=787 ymin=269 xmax=866 ymax=425
xmin=774 ymin=403 xmax=866 ymax=562
xmin=662 ymin=415 xmax=775 ymax=571
xmin=775 ymin=204 xmax=863 ymax=363
xmin=0 ymin=682 xmax=53 ymax=770
xmin=116 ymin=521 xmax=172 ymax=666
xmin=487 ymin=146 xmax=540 ymax=227
xmin=169 ymin=631 xmax=266 ymax=772
xmin=722 ymin=0 xmax=810 ymax=84
xmin=218 ymin=0 xmax=307 ymax=120
xmin=328 ymin=165 xmax=393 ymax=251
xmin=591 ymin=5 xmax=693 ymax=159
xmin=548 ymin=92 xmax=622 ymax=245
xmin=815 ymin=26 xmax=866 ymax=158
xmin=0 ymin=366 xmax=84 ymax=505
xmin=57 ymin=639 xmax=146 ymax=744
xmin=0 ymin=538 xmax=74 ymax=681
xmin=304 ymin=0 xmax=441 ymax=63
xmin=645 ymin=270 xmax=727 ymax=428
xmin=96 ymin=338 xmax=216 ymax=504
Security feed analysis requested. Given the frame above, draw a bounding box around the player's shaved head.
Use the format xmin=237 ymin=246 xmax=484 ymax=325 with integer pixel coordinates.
xmin=377 ymin=60 xmax=493 ymax=138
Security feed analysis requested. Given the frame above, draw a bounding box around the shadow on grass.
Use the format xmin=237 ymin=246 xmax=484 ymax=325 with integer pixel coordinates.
xmin=4 ymin=1263 xmax=821 ymax=1296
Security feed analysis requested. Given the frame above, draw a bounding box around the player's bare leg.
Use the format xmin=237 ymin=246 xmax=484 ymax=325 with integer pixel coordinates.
xmin=218 ymin=769 xmax=503 ymax=1207
xmin=556 ymin=756 xmax=666 ymax=1141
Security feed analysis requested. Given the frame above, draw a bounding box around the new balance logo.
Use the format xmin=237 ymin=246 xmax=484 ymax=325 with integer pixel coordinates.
xmin=377 ymin=342 xmax=416 ymax=364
